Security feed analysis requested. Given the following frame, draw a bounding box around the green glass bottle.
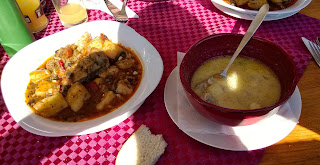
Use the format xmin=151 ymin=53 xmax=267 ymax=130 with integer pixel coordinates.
xmin=0 ymin=0 xmax=35 ymax=57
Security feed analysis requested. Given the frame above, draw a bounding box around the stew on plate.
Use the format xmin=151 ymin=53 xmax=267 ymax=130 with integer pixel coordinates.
xmin=25 ymin=32 xmax=143 ymax=122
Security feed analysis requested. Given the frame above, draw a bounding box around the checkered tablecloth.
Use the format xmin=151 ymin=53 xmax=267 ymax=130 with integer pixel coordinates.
xmin=1 ymin=0 xmax=320 ymax=164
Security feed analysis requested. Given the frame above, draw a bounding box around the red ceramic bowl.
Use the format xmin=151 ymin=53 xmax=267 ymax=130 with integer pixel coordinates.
xmin=179 ymin=33 xmax=299 ymax=126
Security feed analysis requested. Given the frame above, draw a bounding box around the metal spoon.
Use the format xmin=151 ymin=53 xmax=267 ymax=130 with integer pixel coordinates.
xmin=220 ymin=4 xmax=270 ymax=78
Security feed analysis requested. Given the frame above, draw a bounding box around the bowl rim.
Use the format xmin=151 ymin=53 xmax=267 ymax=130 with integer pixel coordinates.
xmin=179 ymin=33 xmax=299 ymax=114
xmin=211 ymin=0 xmax=312 ymax=15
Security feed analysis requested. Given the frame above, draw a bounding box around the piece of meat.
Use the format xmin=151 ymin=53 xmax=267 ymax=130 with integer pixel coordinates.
xmin=98 ymin=65 xmax=120 ymax=78
xmin=46 ymin=57 xmax=61 ymax=74
xmin=68 ymin=49 xmax=110 ymax=83
xmin=116 ymin=57 xmax=136 ymax=69
xmin=47 ymin=47 xmax=110 ymax=86
xmin=94 ymin=78 xmax=109 ymax=92
xmin=116 ymin=79 xmax=133 ymax=95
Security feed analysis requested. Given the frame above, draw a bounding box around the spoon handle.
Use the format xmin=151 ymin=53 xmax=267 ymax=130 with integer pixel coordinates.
xmin=220 ymin=4 xmax=270 ymax=77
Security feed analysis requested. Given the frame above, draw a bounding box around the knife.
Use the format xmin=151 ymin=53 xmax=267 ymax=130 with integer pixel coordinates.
xmin=302 ymin=37 xmax=320 ymax=67
xmin=84 ymin=0 xmax=138 ymax=19
xmin=104 ymin=0 xmax=120 ymax=17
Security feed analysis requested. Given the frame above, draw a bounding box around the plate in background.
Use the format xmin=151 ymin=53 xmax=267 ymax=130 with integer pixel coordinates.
xmin=211 ymin=0 xmax=312 ymax=21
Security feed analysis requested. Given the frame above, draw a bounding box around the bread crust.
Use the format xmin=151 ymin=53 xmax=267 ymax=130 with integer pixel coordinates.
xmin=115 ymin=124 xmax=167 ymax=165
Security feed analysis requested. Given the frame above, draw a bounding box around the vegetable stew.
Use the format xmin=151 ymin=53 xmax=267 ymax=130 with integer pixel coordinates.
xmin=25 ymin=32 xmax=143 ymax=122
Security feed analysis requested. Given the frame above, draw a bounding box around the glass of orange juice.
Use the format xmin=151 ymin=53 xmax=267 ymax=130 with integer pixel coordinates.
xmin=51 ymin=0 xmax=88 ymax=27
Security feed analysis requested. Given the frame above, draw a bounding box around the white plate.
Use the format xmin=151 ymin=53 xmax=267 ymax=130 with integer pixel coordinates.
xmin=1 ymin=20 xmax=163 ymax=137
xmin=164 ymin=67 xmax=301 ymax=151
xmin=211 ymin=0 xmax=312 ymax=21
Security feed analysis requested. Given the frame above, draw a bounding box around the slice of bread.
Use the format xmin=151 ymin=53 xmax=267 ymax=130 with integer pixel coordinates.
xmin=116 ymin=124 xmax=167 ymax=165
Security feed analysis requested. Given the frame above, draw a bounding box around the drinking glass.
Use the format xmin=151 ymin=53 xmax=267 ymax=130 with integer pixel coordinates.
xmin=51 ymin=0 xmax=88 ymax=27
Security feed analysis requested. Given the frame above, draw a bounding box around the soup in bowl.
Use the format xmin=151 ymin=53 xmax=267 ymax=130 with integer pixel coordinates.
xmin=179 ymin=33 xmax=298 ymax=126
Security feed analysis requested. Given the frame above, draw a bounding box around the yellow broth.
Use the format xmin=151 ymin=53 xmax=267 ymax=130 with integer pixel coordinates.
xmin=191 ymin=56 xmax=281 ymax=110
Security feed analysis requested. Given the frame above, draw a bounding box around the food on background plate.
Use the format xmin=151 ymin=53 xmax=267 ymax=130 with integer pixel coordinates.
xmin=191 ymin=56 xmax=281 ymax=110
xmin=25 ymin=32 xmax=143 ymax=122
xmin=223 ymin=0 xmax=297 ymax=10
xmin=116 ymin=124 xmax=167 ymax=165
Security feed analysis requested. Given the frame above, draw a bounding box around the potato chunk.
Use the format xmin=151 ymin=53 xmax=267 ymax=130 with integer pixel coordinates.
xmin=66 ymin=82 xmax=91 ymax=112
xmin=29 ymin=69 xmax=51 ymax=83
xmin=96 ymin=91 xmax=116 ymax=110
xmin=35 ymin=80 xmax=59 ymax=97
xmin=33 ymin=92 xmax=68 ymax=117
xmin=103 ymin=40 xmax=123 ymax=59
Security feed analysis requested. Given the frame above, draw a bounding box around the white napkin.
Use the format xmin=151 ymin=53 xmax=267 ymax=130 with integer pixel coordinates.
xmin=84 ymin=0 xmax=139 ymax=18
xmin=176 ymin=52 xmax=300 ymax=136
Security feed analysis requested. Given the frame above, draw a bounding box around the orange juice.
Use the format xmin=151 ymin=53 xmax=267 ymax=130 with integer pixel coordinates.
xmin=16 ymin=0 xmax=48 ymax=33
xmin=57 ymin=3 xmax=88 ymax=27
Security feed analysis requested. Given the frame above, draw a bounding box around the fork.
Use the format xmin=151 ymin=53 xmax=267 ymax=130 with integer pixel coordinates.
xmin=310 ymin=38 xmax=320 ymax=66
xmin=302 ymin=37 xmax=320 ymax=67
xmin=115 ymin=0 xmax=128 ymax=23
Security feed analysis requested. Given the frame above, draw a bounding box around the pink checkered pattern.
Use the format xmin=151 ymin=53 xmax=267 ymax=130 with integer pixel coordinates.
xmin=1 ymin=0 xmax=320 ymax=164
